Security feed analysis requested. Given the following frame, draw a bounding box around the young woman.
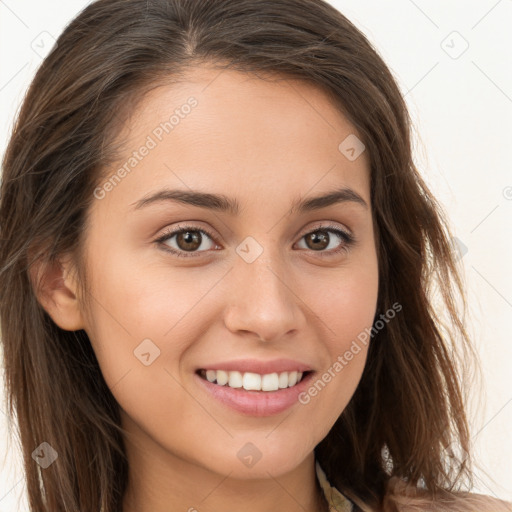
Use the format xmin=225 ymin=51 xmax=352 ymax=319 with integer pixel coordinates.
xmin=1 ymin=0 xmax=510 ymax=511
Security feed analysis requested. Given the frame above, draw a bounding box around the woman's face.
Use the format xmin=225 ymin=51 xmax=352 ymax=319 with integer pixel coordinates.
xmin=77 ymin=66 xmax=379 ymax=479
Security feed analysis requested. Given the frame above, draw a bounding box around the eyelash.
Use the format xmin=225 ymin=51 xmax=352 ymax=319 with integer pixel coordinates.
xmin=154 ymin=222 xmax=356 ymax=259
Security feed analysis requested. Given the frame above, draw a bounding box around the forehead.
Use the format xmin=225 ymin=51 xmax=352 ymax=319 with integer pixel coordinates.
xmin=98 ymin=65 xmax=371 ymax=213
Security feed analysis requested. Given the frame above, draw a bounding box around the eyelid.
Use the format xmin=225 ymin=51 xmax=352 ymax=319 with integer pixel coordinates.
xmin=295 ymin=222 xmax=355 ymax=257
xmin=296 ymin=221 xmax=353 ymax=240
xmin=154 ymin=223 xmax=221 ymax=257
xmin=154 ymin=221 xmax=355 ymax=258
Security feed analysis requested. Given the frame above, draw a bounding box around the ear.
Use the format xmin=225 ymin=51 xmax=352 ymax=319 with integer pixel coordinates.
xmin=29 ymin=252 xmax=86 ymax=331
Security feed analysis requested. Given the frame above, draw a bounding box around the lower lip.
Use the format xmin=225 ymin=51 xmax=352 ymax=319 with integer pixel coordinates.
xmin=194 ymin=371 xmax=315 ymax=417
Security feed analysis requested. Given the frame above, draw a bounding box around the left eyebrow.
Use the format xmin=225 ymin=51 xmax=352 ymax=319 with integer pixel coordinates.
xmin=290 ymin=187 xmax=368 ymax=214
xmin=130 ymin=186 xmax=368 ymax=214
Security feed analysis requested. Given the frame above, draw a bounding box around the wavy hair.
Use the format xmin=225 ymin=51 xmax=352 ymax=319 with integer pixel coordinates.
xmin=1 ymin=0 xmax=510 ymax=511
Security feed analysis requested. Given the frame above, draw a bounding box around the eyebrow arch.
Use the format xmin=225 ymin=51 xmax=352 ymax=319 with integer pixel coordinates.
xmin=131 ymin=186 xmax=368 ymax=214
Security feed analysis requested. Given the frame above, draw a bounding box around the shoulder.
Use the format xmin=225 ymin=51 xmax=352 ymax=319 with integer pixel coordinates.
xmin=394 ymin=493 xmax=512 ymax=512
xmin=316 ymin=462 xmax=512 ymax=512
xmin=386 ymin=477 xmax=512 ymax=512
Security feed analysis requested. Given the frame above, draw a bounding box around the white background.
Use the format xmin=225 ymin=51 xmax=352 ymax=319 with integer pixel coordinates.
xmin=1 ymin=0 xmax=511 ymax=509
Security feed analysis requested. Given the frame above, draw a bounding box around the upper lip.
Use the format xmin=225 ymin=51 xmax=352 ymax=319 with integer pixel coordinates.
xmin=198 ymin=358 xmax=314 ymax=375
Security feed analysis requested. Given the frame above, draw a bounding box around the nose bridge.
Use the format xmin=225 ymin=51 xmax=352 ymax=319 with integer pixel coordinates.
xmin=224 ymin=240 xmax=301 ymax=341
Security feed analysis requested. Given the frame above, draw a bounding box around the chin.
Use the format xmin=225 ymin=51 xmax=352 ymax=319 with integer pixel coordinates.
xmin=195 ymin=439 xmax=312 ymax=480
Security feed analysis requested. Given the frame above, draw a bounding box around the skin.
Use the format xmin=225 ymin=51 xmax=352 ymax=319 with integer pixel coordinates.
xmin=37 ymin=66 xmax=379 ymax=512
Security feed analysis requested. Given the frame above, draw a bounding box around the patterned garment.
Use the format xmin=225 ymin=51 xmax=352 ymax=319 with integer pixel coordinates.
xmin=315 ymin=460 xmax=354 ymax=512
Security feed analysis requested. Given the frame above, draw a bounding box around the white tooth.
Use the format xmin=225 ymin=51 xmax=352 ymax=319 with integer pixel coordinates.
xmin=287 ymin=371 xmax=298 ymax=387
xmin=210 ymin=369 xmax=303 ymax=390
xmin=242 ymin=372 xmax=261 ymax=390
xmin=261 ymin=372 xmax=279 ymax=391
xmin=278 ymin=372 xmax=289 ymax=389
xmin=216 ymin=370 xmax=229 ymax=386
xmin=228 ymin=371 xmax=243 ymax=388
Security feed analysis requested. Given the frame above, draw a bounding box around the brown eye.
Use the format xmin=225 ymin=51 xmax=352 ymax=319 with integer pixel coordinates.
xmin=155 ymin=225 xmax=219 ymax=258
xmin=304 ymin=230 xmax=330 ymax=251
xmin=175 ymin=230 xmax=202 ymax=251
xmin=295 ymin=225 xmax=355 ymax=257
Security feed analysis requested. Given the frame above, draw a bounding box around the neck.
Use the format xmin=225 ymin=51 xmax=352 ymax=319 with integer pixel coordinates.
xmin=121 ymin=424 xmax=328 ymax=512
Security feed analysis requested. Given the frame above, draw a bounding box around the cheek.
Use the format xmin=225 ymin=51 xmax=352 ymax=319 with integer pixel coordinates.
xmin=304 ymin=256 xmax=379 ymax=348
xmin=81 ymin=245 xmax=227 ymax=392
xmin=85 ymin=240 xmax=198 ymax=332
xmin=295 ymin=258 xmax=378 ymax=418
xmin=81 ymin=256 xmax=202 ymax=439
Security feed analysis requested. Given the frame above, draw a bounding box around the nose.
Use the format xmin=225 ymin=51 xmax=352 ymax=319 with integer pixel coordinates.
xmin=222 ymin=249 xmax=304 ymax=343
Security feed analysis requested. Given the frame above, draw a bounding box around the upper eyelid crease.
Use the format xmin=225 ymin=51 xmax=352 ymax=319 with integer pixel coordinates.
xmin=155 ymin=221 xmax=353 ymax=243
xmin=130 ymin=187 xmax=368 ymax=214
xmin=155 ymin=223 xmax=355 ymax=258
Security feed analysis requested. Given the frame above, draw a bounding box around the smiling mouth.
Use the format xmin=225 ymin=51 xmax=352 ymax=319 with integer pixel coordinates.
xmin=196 ymin=368 xmax=313 ymax=392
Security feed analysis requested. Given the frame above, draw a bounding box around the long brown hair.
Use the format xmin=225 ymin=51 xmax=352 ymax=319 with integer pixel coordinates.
xmin=1 ymin=0 xmax=508 ymax=511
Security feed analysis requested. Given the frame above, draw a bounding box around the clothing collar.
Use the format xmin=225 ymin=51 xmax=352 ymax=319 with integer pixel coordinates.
xmin=315 ymin=460 xmax=354 ymax=512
